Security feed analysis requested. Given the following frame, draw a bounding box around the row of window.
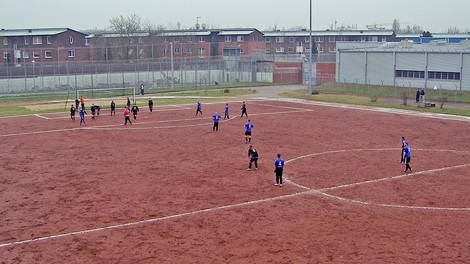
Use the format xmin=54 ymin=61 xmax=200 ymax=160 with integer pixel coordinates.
xmin=265 ymin=36 xmax=387 ymax=44
xmin=3 ymin=50 xmax=76 ymax=60
xmin=395 ymin=70 xmax=461 ymax=80
xmin=268 ymin=45 xmax=335 ymax=54
xmin=2 ymin=36 xmax=76 ymax=46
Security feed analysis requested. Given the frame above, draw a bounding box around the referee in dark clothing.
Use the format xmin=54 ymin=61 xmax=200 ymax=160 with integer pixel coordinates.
xmin=247 ymin=145 xmax=259 ymax=171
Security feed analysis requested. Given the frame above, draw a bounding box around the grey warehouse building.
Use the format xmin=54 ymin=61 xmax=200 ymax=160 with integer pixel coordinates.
xmin=336 ymin=40 xmax=470 ymax=91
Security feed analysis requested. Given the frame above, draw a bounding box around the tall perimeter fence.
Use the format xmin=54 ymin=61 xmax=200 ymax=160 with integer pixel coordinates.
xmin=0 ymin=56 xmax=275 ymax=96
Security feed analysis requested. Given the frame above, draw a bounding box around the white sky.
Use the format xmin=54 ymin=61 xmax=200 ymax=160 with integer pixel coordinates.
xmin=1 ymin=0 xmax=469 ymax=33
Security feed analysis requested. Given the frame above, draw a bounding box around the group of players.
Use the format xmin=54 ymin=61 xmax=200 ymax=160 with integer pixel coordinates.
xmin=69 ymin=96 xmax=285 ymax=186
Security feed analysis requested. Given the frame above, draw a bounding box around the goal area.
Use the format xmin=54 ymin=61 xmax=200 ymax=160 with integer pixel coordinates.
xmin=76 ymin=87 xmax=136 ymax=104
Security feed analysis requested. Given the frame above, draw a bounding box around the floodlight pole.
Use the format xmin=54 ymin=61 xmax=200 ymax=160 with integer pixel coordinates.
xmin=170 ymin=42 xmax=174 ymax=89
xmin=308 ymin=0 xmax=313 ymax=95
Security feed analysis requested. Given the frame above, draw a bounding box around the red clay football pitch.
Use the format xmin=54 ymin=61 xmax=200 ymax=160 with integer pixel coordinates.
xmin=1 ymin=99 xmax=469 ymax=263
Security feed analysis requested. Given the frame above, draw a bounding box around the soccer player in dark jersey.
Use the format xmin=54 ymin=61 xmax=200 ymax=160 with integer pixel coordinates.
xmin=400 ymin=136 xmax=407 ymax=164
xmin=274 ymin=154 xmax=285 ymax=186
xmin=70 ymin=105 xmax=76 ymax=121
xmin=247 ymin=145 xmax=259 ymax=171
xmin=244 ymin=119 xmax=253 ymax=143
xmin=148 ymin=98 xmax=154 ymax=112
xmin=126 ymin=97 xmax=131 ymax=109
xmin=90 ymin=104 xmax=97 ymax=120
xmin=196 ymin=101 xmax=202 ymax=115
xmin=75 ymin=98 xmax=80 ymax=110
xmin=95 ymin=105 xmax=101 ymax=116
xmin=131 ymin=105 xmax=140 ymax=120
xmin=110 ymin=100 xmax=116 ymax=116
xmin=212 ymin=112 xmax=221 ymax=132
xmin=403 ymin=142 xmax=412 ymax=173
xmin=240 ymin=101 xmax=248 ymax=117
xmin=224 ymin=103 xmax=229 ymax=119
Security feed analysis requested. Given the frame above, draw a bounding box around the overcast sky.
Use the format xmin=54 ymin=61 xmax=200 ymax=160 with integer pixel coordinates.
xmin=1 ymin=0 xmax=469 ymax=33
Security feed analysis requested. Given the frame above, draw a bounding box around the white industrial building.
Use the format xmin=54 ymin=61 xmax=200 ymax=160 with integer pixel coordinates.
xmin=336 ymin=40 xmax=470 ymax=91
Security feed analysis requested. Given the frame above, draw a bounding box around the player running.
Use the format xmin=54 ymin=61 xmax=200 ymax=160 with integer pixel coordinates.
xmin=131 ymin=105 xmax=140 ymax=120
xmin=247 ymin=145 xmax=259 ymax=171
xmin=124 ymin=107 xmax=132 ymax=125
xmin=196 ymin=101 xmax=202 ymax=115
xmin=244 ymin=119 xmax=253 ymax=143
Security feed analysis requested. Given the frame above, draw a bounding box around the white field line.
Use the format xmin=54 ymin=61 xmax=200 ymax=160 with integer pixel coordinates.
xmin=34 ymin=114 xmax=50 ymax=120
xmin=1 ymin=148 xmax=469 ymax=249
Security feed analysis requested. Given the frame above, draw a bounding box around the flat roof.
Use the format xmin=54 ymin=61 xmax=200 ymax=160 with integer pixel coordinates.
xmin=341 ymin=41 xmax=470 ymax=53
xmin=264 ymin=29 xmax=394 ymax=37
xmin=0 ymin=28 xmax=74 ymax=37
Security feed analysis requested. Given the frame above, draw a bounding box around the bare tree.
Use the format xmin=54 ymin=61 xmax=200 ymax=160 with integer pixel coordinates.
xmin=447 ymin=26 xmax=461 ymax=34
xmin=392 ymin=19 xmax=401 ymax=33
xmin=109 ymin=14 xmax=143 ymax=61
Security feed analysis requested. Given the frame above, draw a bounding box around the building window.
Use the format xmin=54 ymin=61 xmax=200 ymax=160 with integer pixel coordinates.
xmin=237 ymin=36 xmax=244 ymax=42
xmin=305 ymin=37 xmax=310 ymax=43
xmin=265 ymin=48 xmax=271 ymax=53
xmin=382 ymin=36 xmax=387 ymax=42
xmin=225 ymin=36 xmax=231 ymax=42
xmin=338 ymin=37 xmax=347 ymax=41
xmin=33 ymin=51 xmax=40 ymax=59
xmin=329 ymin=47 xmax=336 ymax=52
xmin=428 ymin=71 xmax=460 ymax=80
xmin=289 ymin=37 xmax=295 ymax=43
xmin=198 ymin=48 xmax=205 ymax=58
xmin=287 ymin=47 xmax=294 ymax=53
xmin=23 ymin=51 xmax=30 ymax=59
xmin=368 ymin=36 xmax=378 ymax=42
xmin=45 ymin=50 xmax=52 ymax=58
xmin=47 ymin=36 xmax=52 ymax=44
xmin=174 ymin=37 xmax=180 ymax=42
xmin=68 ymin=50 xmax=75 ymax=58
xmin=361 ymin=36 xmax=366 ymax=42
xmin=275 ymin=37 xmax=284 ymax=43
xmin=33 ymin=36 xmax=43 ymax=45
xmin=198 ymin=36 xmax=205 ymax=42
xmin=395 ymin=70 xmax=425 ymax=79
xmin=174 ymin=47 xmax=180 ymax=54
xmin=85 ymin=39 xmax=90 ymax=46
xmin=69 ymin=36 xmax=74 ymax=44
xmin=314 ymin=37 xmax=324 ymax=43
xmin=3 ymin=52 xmax=9 ymax=59
xmin=296 ymin=41 xmax=303 ymax=47
xmin=329 ymin=36 xmax=335 ymax=42
xmin=187 ymin=37 xmax=193 ymax=43
xmin=275 ymin=47 xmax=284 ymax=53
xmin=187 ymin=48 xmax=193 ymax=55
xmin=318 ymin=45 xmax=323 ymax=53
xmin=265 ymin=37 xmax=271 ymax=43
xmin=24 ymin=37 xmax=30 ymax=45
xmin=2 ymin=37 xmax=8 ymax=46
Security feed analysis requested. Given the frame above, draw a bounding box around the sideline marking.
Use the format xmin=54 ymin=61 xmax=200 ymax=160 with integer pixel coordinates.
xmin=34 ymin=114 xmax=50 ymax=120
xmin=1 ymin=148 xmax=468 ymax=249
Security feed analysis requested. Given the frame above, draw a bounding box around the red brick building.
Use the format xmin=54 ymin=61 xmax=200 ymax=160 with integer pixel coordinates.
xmin=0 ymin=28 xmax=89 ymax=65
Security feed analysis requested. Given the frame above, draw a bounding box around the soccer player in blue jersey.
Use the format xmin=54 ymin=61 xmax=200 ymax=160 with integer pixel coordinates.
xmin=274 ymin=154 xmax=285 ymax=186
xmin=196 ymin=101 xmax=202 ymax=115
xmin=79 ymin=108 xmax=87 ymax=126
xmin=400 ymin=136 xmax=407 ymax=164
xmin=244 ymin=119 xmax=253 ymax=143
xmin=247 ymin=145 xmax=259 ymax=171
xmin=212 ymin=112 xmax=221 ymax=132
xmin=403 ymin=142 xmax=412 ymax=173
xmin=224 ymin=103 xmax=229 ymax=119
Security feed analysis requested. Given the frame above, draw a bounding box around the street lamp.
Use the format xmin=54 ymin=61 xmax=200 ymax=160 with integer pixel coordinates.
xmin=170 ymin=42 xmax=174 ymax=89
xmin=308 ymin=0 xmax=313 ymax=95
xmin=32 ymin=60 xmax=36 ymax=88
